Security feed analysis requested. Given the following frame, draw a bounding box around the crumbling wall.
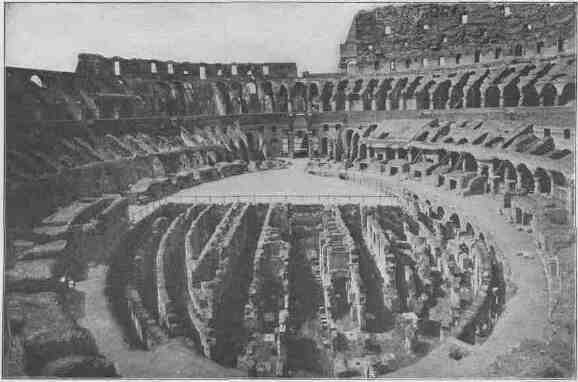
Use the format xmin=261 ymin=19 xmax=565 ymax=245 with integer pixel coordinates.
xmin=239 ymin=204 xmax=291 ymax=376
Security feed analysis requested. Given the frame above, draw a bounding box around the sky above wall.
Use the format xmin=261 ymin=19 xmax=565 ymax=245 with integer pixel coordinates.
xmin=6 ymin=3 xmax=375 ymax=74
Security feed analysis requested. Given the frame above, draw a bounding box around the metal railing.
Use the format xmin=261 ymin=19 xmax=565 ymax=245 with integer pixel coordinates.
xmin=128 ymin=193 xmax=399 ymax=222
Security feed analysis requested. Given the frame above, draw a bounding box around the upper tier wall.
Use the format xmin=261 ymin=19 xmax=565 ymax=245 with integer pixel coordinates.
xmin=340 ymin=3 xmax=576 ymax=73
xmin=7 ymin=54 xmax=575 ymax=123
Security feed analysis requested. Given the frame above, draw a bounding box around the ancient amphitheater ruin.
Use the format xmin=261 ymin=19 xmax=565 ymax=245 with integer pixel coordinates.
xmin=3 ymin=3 xmax=576 ymax=379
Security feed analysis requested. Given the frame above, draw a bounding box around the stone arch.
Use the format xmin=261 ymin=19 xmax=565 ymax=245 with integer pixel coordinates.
xmin=516 ymin=163 xmax=534 ymax=193
xmin=503 ymin=80 xmax=521 ymax=107
xmin=362 ymin=79 xmax=379 ymax=111
xmin=534 ymin=167 xmax=551 ymax=194
xmin=335 ymin=80 xmax=349 ymax=111
xmin=277 ymin=85 xmax=289 ymax=112
xmin=237 ymin=138 xmax=250 ymax=162
xmin=230 ymin=82 xmax=245 ymax=113
xmin=375 ymin=79 xmax=393 ymax=110
xmin=291 ymin=82 xmax=307 ymax=112
xmin=540 ymin=83 xmax=557 ymax=106
xmin=435 ymin=206 xmax=445 ymax=220
xmin=416 ymin=81 xmax=435 ymax=110
xmin=463 ymin=152 xmax=478 ymax=172
xmin=359 ymin=143 xmax=367 ymax=160
xmin=309 ymin=82 xmax=320 ymax=111
xmin=484 ymin=85 xmax=500 ymax=107
xmin=433 ymin=80 xmax=452 ymax=109
xmin=344 ymin=129 xmax=355 ymax=155
xmin=390 ymin=78 xmax=409 ymax=110
xmin=178 ymin=152 xmax=191 ymax=171
xmin=321 ymin=82 xmax=334 ymax=111
xmin=261 ymin=81 xmax=275 ymax=112
xmin=150 ymin=156 xmax=166 ymax=177
xmin=449 ymin=213 xmax=461 ymax=228
xmin=465 ymin=222 xmax=475 ymax=236
xmin=521 ymin=83 xmax=539 ymax=106
xmin=320 ymin=136 xmax=329 ymax=156
xmin=559 ymin=82 xmax=576 ymax=106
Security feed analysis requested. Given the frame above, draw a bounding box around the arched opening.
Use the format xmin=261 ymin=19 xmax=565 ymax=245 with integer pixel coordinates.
xmin=466 ymin=84 xmax=482 ymax=108
xmin=484 ymin=86 xmax=500 ymax=107
xmin=435 ymin=206 xmax=445 ymax=220
xmin=375 ymin=79 xmax=393 ymax=110
xmin=449 ymin=213 xmax=461 ymax=229
xmin=291 ymin=82 xmax=307 ymax=112
xmin=503 ymin=81 xmax=520 ymax=107
xmin=345 ymin=130 xmax=354 ymax=155
xmin=416 ymin=81 xmax=435 ymax=110
xmin=309 ymin=83 xmax=319 ymax=111
xmin=293 ymin=131 xmax=309 ymax=158
xmin=277 ymin=85 xmax=289 ymax=112
xmin=559 ymin=83 xmax=576 ymax=106
xmin=362 ymin=79 xmax=379 ymax=111
xmin=534 ymin=168 xmax=551 ymax=194
xmin=516 ymin=163 xmax=534 ymax=193
xmin=321 ymin=82 xmax=334 ymax=111
xmin=521 ymin=83 xmax=539 ymax=106
xmin=335 ymin=80 xmax=349 ymax=111
xmin=514 ymin=44 xmax=524 ymax=57
xmin=464 ymin=222 xmax=474 ymax=237
xmin=463 ymin=153 xmax=478 ymax=172
xmin=389 ymin=78 xmax=408 ymax=110
xmin=321 ymin=137 xmax=329 ymax=156
xmin=246 ymin=132 xmax=257 ymax=160
xmin=262 ymin=81 xmax=275 ymax=112
xmin=540 ymin=83 xmax=557 ymax=106
xmin=359 ymin=144 xmax=367 ymax=160
xmin=433 ymin=80 xmax=452 ymax=109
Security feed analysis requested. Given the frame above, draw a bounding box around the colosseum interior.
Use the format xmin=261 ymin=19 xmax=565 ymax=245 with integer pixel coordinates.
xmin=3 ymin=3 xmax=576 ymax=379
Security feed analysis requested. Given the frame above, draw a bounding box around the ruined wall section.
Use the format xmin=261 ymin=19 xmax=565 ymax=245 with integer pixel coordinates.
xmin=239 ymin=204 xmax=291 ymax=376
xmin=341 ymin=4 xmax=575 ymax=72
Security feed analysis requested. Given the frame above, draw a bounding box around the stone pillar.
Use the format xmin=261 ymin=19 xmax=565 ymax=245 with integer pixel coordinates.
xmin=371 ymin=99 xmax=377 ymax=111
xmin=462 ymin=158 xmax=468 ymax=172
xmin=428 ymin=89 xmax=436 ymax=110
xmin=344 ymin=101 xmax=350 ymax=112
xmin=461 ymin=86 xmax=470 ymax=109
xmin=331 ymin=100 xmax=336 ymax=112
xmin=533 ymin=176 xmax=542 ymax=195
xmin=287 ymin=100 xmax=293 ymax=113
xmin=288 ymin=131 xmax=295 ymax=158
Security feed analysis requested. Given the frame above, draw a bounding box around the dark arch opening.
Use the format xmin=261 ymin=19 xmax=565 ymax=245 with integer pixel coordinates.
xmin=559 ymin=83 xmax=576 ymax=106
xmin=503 ymin=81 xmax=521 ymax=107
xmin=321 ymin=82 xmax=334 ymax=111
xmin=359 ymin=144 xmax=367 ymax=160
xmin=484 ymin=86 xmax=500 ymax=107
xmin=321 ymin=137 xmax=329 ymax=156
xmin=291 ymin=82 xmax=307 ymax=112
xmin=534 ymin=168 xmax=551 ymax=194
xmin=433 ymin=80 xmax=452 ymax=109
xmin=277 ymin=85 xmax=288 ymax=112
xmin=375 ymin=79 xmax=393 ymax=110
xmin=516 ymin=163 xmax=534 ymax=193
xmin=335 ymin=80 xmax=349 ymax=111
xmin=362 ymin=79 xmax=379 ymax=111
xmin=540 ymin=83 xmax=557 ymax=106
xmin=521 ymin=83 xmax=539 ymax=106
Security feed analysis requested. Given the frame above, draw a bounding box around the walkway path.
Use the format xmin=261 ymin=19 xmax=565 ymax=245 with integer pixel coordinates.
xmin=76 ymin=266 xmax=244 ymax=377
